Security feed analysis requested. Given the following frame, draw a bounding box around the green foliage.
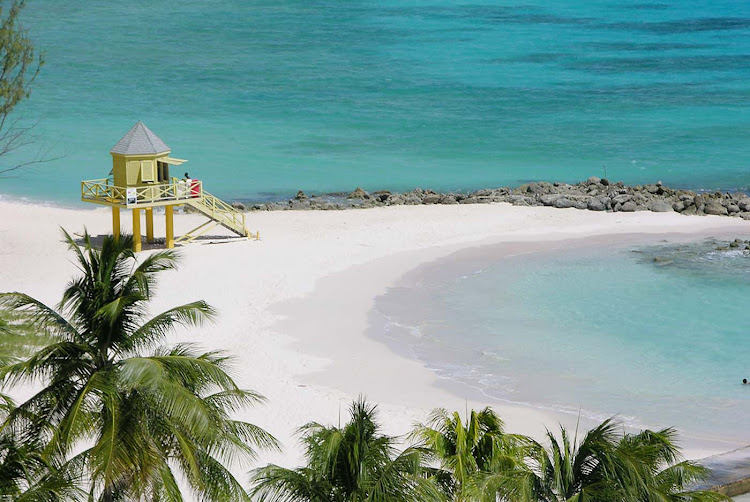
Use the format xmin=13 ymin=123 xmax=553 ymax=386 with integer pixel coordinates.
xmin=0 ymin=308 xmax=52 ymax=364
xmin=250 ymin=397 xmax=441 ymax=502
xmin=469 ymin=417 xmax=729 ymax=502
xmin=410 ymin=407 xmax=530 ymax=501
xmin=0 ymin=1 xmax=41 ymax=114
xmin=0 ymin=0 xmax=45 ymax=175
xmin=0 ymin=230 xmax=278 ymax=501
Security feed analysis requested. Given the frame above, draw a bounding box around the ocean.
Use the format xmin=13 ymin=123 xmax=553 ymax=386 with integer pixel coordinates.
xmin=0 ymin=0 xmax=749 ymax=203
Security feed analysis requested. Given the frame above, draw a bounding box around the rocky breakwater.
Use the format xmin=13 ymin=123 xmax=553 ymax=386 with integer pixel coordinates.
xmin=239 ymin=178 xmax=750 ymax=220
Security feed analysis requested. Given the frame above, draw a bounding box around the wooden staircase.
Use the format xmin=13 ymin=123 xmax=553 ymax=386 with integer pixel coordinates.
xmin=176 ymin=190 xmax=253 ymax=243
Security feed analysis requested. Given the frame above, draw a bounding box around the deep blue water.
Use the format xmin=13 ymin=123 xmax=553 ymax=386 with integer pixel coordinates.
xmin=0 ymin=1 xmax=749 ymax=203
xmin=374 ymin=237 xmax=750 ymax=445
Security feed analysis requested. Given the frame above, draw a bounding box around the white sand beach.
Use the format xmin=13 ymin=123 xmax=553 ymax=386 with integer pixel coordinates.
xmin=1 ymin=199 xmax=749 ymax=475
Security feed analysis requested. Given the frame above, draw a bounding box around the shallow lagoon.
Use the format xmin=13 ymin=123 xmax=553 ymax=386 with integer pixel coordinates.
xmin=374 ymin=235 xmax=750 ymax=447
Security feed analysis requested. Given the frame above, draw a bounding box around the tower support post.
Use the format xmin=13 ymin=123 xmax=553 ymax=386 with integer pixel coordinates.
xmin=132 ymin=208 xmax=141 ymax=252
xmin=112 ymin=207 xmax=121 ymax=240
xmin=165 ymin=205 xmax=174 ymax=249
xmin=146 ymin=207 xmax=154 ymax=243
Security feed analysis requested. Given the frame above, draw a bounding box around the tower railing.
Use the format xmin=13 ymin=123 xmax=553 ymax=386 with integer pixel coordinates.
xmin=81 ymin=178 xmax=203 ymax=207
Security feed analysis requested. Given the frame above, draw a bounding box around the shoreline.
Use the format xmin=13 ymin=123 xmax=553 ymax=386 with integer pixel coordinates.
xmin=2 ymin=200 xmax=750 ymax=473
xmin=4 ymin=176 xmax=750 ymax=217
xmin=245 ymin=178 xmax=750 ymax=223
xmin=365 ymin=232 xmax=750 ymax=454
xmin=269 ymin=221 xmax=750 ymax=461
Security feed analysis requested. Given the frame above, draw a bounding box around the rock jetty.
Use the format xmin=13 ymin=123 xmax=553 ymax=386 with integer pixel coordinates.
xmin=240 ymin=178 xmax=750 ymax=220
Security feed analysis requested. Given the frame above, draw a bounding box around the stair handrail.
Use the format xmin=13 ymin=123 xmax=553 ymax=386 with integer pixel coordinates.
xmin=191 ymin=189 xmax=247 ymax=236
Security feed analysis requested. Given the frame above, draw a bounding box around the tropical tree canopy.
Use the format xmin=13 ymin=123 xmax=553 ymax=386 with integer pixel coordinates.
xmin=472 ymin=417 xmax=728 ymax=502
xmin=410 ymin=407 xmax=530 ymax=501
xmin=250 ymin=397 xmax=441 ymax=502
xmin=1 ymin=305 xmax=82 ymax=500
xmin=0 ymin=231 xmax=278 ymax=501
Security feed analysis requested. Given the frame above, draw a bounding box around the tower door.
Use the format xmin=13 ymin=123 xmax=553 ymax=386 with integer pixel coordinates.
xmin=157 ymin=161 xmax=170 ymax=182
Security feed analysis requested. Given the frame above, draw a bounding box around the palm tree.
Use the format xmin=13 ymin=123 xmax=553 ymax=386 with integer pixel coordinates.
xmin=250 ymin=397 xmax=441 ymax=501
xmin=476 ymin=419 xmax=727 ymax=502
xmin=614 ymin=427 xmax=728 ymax=502
xmin=526 ymin=419 xmax=632 ymax=501
xmin=0 ymin=312 xmax=82 ymax=500
xmin=0 ymin=418 xmax=85 ymax=501
xmin=410 ymin=407 xmax=530 ymax=501
xmin=0 ymin=231 xmax=278 ymax=501
xmin=0 ymin=308 xmax=52 ymax=364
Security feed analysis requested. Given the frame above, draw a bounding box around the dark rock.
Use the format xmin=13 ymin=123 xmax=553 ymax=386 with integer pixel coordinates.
xmin=525 ymin=182 xmax=545 ymax=194
xmin=612 ymin=194 xmax=632 ymax=205
xmin=387 ymin=194 xmax=405 ymax=205
xmin=648 ymin=200 xmax=673 ymax=213
xmin=310 ymin=200 xmax=336 ymax=210
xmin=422 ymin=194 xmax=442 ymax=204
xmin=682 ymin=205 xmax=698 ymax=215
xmin=509 ymin=195 xmax=532 ymax=206
xmin=403 ymin=193 xmax=422 ymax=205
xmin=290 ymin=199 xmax=311 ymax=210
xmin=231 ymin=202 xmax=246 ymax=211
xmin=348 ymin=187 xmax=368 ymax=199
xmin=553 ymin=197 xmax=575 ymax=209
xmin=621 ymin=201 xmax=638 ymax=212
xmin=459 ymin=197 xmax=479 ymax=204
xmin=704 ymin=201 xmax=728 ymax=216
xmin=587 ymin=198 xmax=607 ymax=211
xmin=440 ymin=195 xmax=459 ymax=205
xmin=539 ymin=194 xmax=562 ymax=206
xmin=295 ymin=190 xmax=308 ymax=200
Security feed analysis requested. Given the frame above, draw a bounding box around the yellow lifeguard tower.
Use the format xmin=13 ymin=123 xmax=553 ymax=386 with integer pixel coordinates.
xmin=81 ymin=122 xmax=252 ymax=251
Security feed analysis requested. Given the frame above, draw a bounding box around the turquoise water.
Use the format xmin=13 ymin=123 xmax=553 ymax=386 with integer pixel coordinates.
xmin=374 ymin=237 xmax=750 ymax=445
xmin=1 ymin=1 xmax=749 ymax=203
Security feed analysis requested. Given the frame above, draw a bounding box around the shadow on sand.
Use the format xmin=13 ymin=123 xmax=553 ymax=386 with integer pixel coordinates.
xmin=68 ymin=233 xmax=246 ymax=250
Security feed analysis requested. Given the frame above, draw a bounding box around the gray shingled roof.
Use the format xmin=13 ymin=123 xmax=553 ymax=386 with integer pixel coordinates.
xmin=110 ymin=121 xmax=170 ymax=155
